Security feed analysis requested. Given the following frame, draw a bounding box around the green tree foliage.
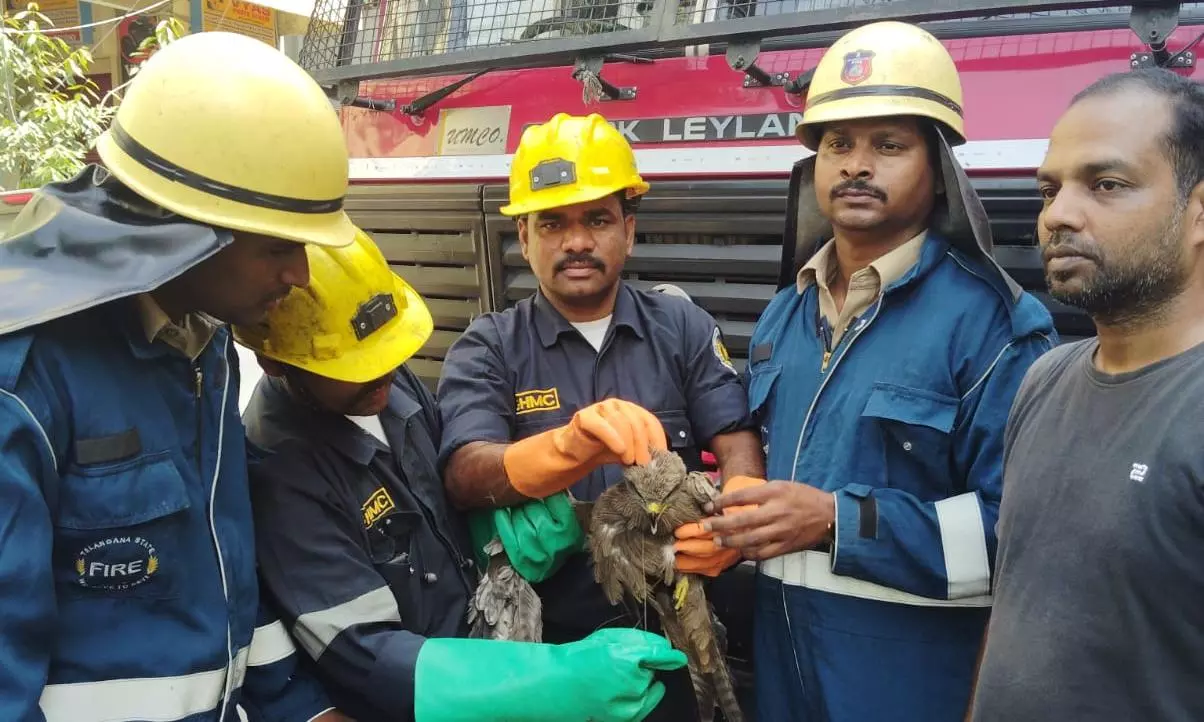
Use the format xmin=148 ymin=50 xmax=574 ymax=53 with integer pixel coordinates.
xmin=0 ymin=4 xmax=183 ymax=190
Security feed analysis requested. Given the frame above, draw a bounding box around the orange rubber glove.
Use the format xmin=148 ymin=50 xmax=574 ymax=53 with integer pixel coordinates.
xmin=674 ymin=475 xmax=767 ymax=577
xmin=502 ymin=398 xmax=669 ymax=499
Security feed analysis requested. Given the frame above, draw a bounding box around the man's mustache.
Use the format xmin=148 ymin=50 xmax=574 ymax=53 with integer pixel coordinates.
xmin=554 ymin=253 xmax=606 ymax=274
xmin=1043 ymin=232 xmax=1102 ymax=264
xmin=830 ymin=178 xmax=888 ymax=201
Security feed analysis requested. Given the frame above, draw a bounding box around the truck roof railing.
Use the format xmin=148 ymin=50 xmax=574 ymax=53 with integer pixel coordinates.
xmin=302 ymin=0 xmax=1199 ymax=96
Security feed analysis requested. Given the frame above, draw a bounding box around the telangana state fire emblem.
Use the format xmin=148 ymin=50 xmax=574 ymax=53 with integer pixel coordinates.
xmin=841 ymin=50 xmax=875 ymax=85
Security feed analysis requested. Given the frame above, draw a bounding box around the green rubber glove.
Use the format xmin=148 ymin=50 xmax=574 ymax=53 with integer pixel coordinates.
xmin=414 ymin=628 xmax=688 ymax=722
xmin=468 ymin=492 xmax=585 ymax=583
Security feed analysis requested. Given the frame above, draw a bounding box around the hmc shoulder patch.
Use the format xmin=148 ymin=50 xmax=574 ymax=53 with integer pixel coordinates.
xmin=712 ymin=327 xmax=737 ymax=375
xmin=515 ymin=387 xmax=561 ymax=415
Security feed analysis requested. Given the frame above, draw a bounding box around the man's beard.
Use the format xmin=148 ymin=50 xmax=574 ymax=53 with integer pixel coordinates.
xmin=1046 ymin=213 xmax=1189 ymax=328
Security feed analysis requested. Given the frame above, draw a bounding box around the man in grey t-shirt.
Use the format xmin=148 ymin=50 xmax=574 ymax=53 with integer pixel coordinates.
xmin=969 ymin=69 xmax=1204 ymax=722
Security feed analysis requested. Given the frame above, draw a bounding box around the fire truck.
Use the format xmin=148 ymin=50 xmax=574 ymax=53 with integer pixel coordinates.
xmin=290 ymin=0 xmax=1204 ymax=391
xmin=282 ymin=1 xmax=1203 ymax=706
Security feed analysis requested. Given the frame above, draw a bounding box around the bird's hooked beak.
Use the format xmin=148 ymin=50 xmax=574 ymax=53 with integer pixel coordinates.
xmin=646 ymin=502 xmax=666 ymax=534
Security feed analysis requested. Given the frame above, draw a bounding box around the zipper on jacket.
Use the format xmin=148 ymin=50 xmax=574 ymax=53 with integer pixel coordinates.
xmin=821 ymin=316 xmax=862 ymax=373
xmin=206 ymin=337 xmax=235 ymax=714
xmin=194 ymin=364 xmax=204 ymax=478
xmin=393 ymin=426 xmax=475 ymax=583
xmin=816 ymin=307 xmax=834 ymax=372
xmin=392 ymin=374 xmax=477 ymax=584
xmin=789 ymin=301 xmax=883 ymax=480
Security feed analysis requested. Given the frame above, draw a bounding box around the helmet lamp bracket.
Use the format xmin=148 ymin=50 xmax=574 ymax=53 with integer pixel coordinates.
xmin=530 ymin=159 xmax=577 ymax=192
xmin=352 ymin=293 xmax=398 ymax=341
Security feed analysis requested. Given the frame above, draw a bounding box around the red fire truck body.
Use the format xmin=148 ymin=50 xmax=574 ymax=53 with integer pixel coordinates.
xmin=316 ymin=12 xmax=1204 ymax=397
xmin=340 ymin=24 xmax=1204 ymax=184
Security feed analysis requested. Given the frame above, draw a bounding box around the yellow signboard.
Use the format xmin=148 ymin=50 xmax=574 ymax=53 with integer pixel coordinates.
xmin=202 ymin=0 xmax=275 ymax=46
xmin=5 ymin=0 xmax=81 ymax=43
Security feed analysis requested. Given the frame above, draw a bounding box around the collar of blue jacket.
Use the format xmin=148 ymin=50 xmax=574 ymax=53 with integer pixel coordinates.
xmin=245 ymin=371 xmax=426 ymax=466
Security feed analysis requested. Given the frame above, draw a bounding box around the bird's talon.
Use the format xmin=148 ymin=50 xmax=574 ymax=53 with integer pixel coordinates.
xmin=673 ymin=577 xmax=689 ymax=610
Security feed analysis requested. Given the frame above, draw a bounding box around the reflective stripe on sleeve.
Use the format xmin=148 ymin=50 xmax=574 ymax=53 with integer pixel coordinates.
xmin=293 ymin=585 xmax=401 ymax=660
xmin=247 ymin=620 xmax=297 ymax=667
xmin=934 ymin=492 xmax=992 ymax=598
xmin=760 ymin=550 xmax=993 ymax=608
xmin=40 ymin=648 xmax=249 ymax=722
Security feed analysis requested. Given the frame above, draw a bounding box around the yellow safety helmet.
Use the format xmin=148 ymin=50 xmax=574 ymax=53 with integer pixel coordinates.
xmin=797 ymin=21 xmax=965 ymax=150
xmin=233 ymin=229 xmax=433 ymax=383
xmin=500 ymin=113 xmax=650 ymax=217
xmin=95 ymin=31 xmax=356 ymax=248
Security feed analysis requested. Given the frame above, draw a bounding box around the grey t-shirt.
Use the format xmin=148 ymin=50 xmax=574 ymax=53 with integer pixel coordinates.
xmin=970 ymin=338 xmax=1204 ymax=722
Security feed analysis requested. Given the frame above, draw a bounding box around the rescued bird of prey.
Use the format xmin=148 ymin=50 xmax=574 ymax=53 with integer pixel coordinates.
xmin=587 ymin=449 xmax=745 ymax=722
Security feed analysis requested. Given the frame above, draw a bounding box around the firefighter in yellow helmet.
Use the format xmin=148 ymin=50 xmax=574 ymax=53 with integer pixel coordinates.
xmin=695 ymin=21 xmax=1057 ymax=722
xmin=235 ymin=228 xmax=688 ymax=722
xmin=0 ymin=31 xmax=355 ymax=721
xmin=437 ymin=113 xmax=765 ymax=721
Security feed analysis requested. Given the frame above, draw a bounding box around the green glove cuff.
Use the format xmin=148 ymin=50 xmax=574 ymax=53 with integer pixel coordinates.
xmin=470 ymin=492 xmax=585 ymax=583
xmin=495 ymin=491 xmax=585 ymax=582
xmin=413 ymin=629 xmax=687 ymax=722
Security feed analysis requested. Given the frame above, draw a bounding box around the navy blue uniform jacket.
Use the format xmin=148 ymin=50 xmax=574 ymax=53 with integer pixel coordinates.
xmin=245 ymin=368 xmax=475 ymax=722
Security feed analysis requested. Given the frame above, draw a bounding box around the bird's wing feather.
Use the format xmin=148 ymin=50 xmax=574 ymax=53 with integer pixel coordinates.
xmin=681 ymin=573 xmax=717 ymax=668
xmin=468 ymin=551 xmax=543 ymax=642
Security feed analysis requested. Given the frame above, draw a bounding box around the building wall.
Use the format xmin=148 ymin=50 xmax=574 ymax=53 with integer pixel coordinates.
xmin=2 ymin=0 xmax=311 ymax=93
xmin=1 ymin=0 xmax=312 ymax=185
xmin=78 ymin=0 xmax=311 ymax=86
